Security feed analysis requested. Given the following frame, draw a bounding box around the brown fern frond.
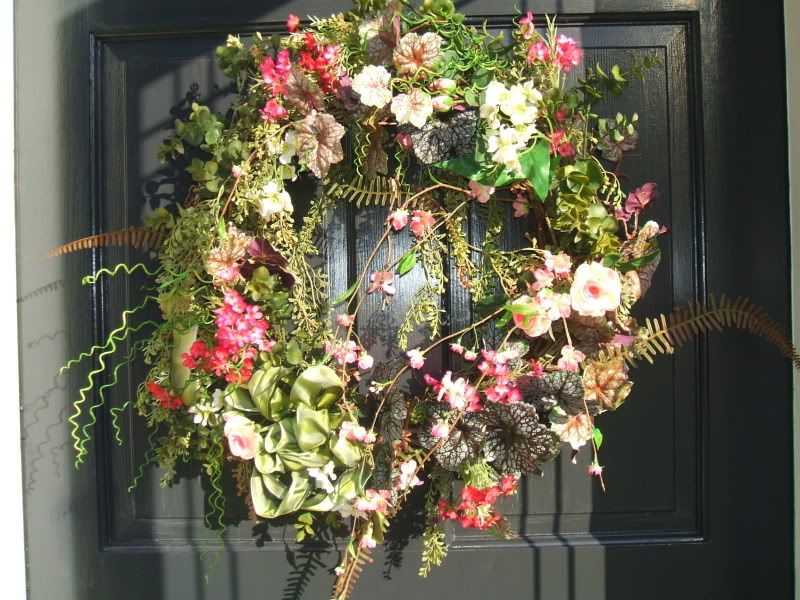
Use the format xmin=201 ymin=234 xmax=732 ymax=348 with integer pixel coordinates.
xmin=600 ymin=294 xmax=800 ymax=370
xmin=332 ymin=545 xmax=374 ymax=600
xmin=46 ymin=227 xmax=169 ymax=258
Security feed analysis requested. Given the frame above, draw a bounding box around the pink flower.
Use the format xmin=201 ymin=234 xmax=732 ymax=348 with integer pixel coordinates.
xmin=409 ymin=209 xmax=435 ymax=237
xmin=587 ymin=463 xmax=604 ymax=477
xmin=527 ymin=40 xmax=550 ymax=63
xmin=395 ymin=459 xmax=423 ymax=491
xmin=231 ymin=164 xmax=243 ymax=178
xmin=513 ymin=194 xmax=529 ymax=218
xmin=569 ymin=262 xmax=621 ymax=317
xmin=555 ymin=107 xmax=568 ymax=122
xmin=500 ymin=474 xmax=519 ymax=495
xmin=468 ymin=180 xmax=495 ymax=204
xmin=528 ymin=360 xmax=545 ymax=377
xmin=336 ymin=313 xmax=356 ymax=327
xmin=450 ymin=343 xmax=465 ymax=355
xmin=613 ymin=333 xmax=636 ymax=346
xmin=260 ymin=99 xmax=287 ymax=122
xmin=554 ymin=35 xmax=583 ymax=72
xmin=518 ymin=11 xmax=535 ymax=39
xmin=359 ymin=532 xmax=377 ymax=549
xmin=286 ymin=13 xmax=300 ymax=32
xmin=354 ymin=489 xmax=391 ymax=513
xmin=510 ymin=294 xmax=551 ymax=338
xmin=431 ymin=421 xmax=450 ymax=439
xmin=327 ymin=339 xmax=361 ymax=365
xmin=531 ymin=267 xmax=554 ymax=291
xmin=557 ymin=345 xmax=586 ymax=372
xmin=223 ymin=413 xmax=261 ymax=460
xmin=368 ymin=271 xmax=396 ymax=297
xmin=463 ymin=350 xmax=478 ymax=361
xmin=396 ymin=133 xmax=412 ymax=150
xmin=358 ymin=352 xmax=374 ymax=370
xmin=389 ymin=209 xmax=409 ymax=231
xmin=407 ymin=348 xmax=425 ymax=369
xmin=543 ymin=251 xmax=572 ymax=277
xmin=539 ymin=290 xmax=572 ymax=320
xmin=438 ymin=371 xmax=481 ymax=411
xmin=485 ymin=381 xmax=522 ymax=404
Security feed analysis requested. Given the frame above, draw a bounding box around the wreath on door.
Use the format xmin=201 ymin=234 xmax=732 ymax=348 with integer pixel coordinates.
xmin=53 ymin=1 xmax=799 ymax=597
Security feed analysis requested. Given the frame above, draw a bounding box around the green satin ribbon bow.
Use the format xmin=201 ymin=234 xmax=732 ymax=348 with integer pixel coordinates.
xmin=246 ymin=364 xmax=366 ymax=518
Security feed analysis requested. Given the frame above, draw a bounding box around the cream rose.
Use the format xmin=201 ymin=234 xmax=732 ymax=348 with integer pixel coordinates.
xmin=511 ymin=294 xmax=551 ymax=338
xmin=569 ymin=262 xmax=621 ymax=317
xmin=223 ymin=412 xmax=261 ymax=460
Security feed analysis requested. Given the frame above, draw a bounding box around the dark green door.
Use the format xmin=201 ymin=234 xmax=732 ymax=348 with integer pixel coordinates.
xmin=17 ymin=1 xmax=792 ymax=598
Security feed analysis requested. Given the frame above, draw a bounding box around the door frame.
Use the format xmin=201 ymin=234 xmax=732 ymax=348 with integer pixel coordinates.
xmin=4 ymin=0 xmax=25 ymax=598
xmin=5 ymin=2 xmax=799 ymax=597
xmin=787 ymin=0 xmax=800 ymax=596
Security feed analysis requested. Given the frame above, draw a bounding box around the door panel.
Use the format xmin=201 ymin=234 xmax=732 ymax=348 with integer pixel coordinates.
xmin=17 ymin=1 xmax=791 ymax=599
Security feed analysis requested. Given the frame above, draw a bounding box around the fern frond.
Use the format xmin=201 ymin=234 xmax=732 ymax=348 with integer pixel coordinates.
xmin=47 ymin=227 xmax=169 ymax=258
xmin=332 ymin=546 xmax=374 ymax=600
xmin=601 ymin=294 xmax=800 ymax=370
xmin=327 ymin=173 xmax=409 ymax=207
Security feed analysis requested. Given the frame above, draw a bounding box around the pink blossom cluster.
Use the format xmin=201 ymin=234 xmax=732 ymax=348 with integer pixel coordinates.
xmin=259 ymin=28 xmax=343 ymax=122
xmin=437 ymin=475 xmax=518 ymax=530
xmin=512 ymin=252 xmax=574 ymax=338
xmin=409 ymin=209 xmax=435 ymax=237
xmin=424 ymin=371 xmax=482 ymax=412
xmin=325 ymin=338 xmax=373 ymax=371
xmin=354 ymin=489 xmax=391 ymax=514
xmin=527 ymin=34 xmax=584 ymax=72
xmin=478 ymin=348 xmax=523 ymax=405
xmin=548 ymin=129 xmax=576 ymax=158
xmin=340 ymin=420 xmax=377 ymax=444
xmin=181 ymin=290 xmax=272 ymax=383
xmin=394 ymin=459 xmax=423 ymax=491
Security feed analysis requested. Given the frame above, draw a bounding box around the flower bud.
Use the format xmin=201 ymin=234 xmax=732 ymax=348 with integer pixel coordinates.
xmin=432 ymin=77 xmax=457 ymax=92
xmin=395 ymin=133 xmax=412 ymax=150
xmin=432 ymin=95 xmax=453 ymax=112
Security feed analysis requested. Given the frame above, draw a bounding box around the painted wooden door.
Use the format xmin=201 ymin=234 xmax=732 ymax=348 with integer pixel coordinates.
xmin=17 ymin=1 xmax=792 ymax=598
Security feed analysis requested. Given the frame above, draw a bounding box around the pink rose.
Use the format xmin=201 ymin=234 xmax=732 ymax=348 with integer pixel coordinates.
xmin=223 ymin=413 xmax=261 ymax=460
xmin=569 ymin=262 xmax=621 ymax=317
xmin=510 ymin=294 xmax=551 ymax=338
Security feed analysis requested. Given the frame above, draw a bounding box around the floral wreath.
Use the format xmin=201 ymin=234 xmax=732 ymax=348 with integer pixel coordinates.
xmin=54 ymin=1 xmax=799 ymax=598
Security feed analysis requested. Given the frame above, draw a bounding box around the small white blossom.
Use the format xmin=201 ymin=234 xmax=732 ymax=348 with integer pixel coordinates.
xmin=308 ymin=460 xmax=338 ymax=494
xmin=188 ymin=389 xmax=225 ymax=427
xmin=259 ymin=181 xmax=293 ymax=220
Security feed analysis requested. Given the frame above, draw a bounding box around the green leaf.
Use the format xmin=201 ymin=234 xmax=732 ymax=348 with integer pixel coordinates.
xmin=603 ymin=252 xmax=621 ymax=268
xmin=332 ymin=280 xmax=359 ymax=306
xmin=463 ymin=88 xmax=480 ymax=107
xmin=285 ymin=339 xmax=303 ymax=365
xmin=434 ymin=154 xmax=484 ymax=180
xmin=397 ymin=251 xmax=417 ymax=275
xmin=518 ymin=141 xmax=551 ymax=200
xmin=503 ymin=302 xmax=537 ymax=316
xmin=617 ymin=248 xmax=660 ymax=272
xmin=298 ymin=512 xmax=314 ymax=525
xmin=593 ymin=427 xmax=604 ymax=450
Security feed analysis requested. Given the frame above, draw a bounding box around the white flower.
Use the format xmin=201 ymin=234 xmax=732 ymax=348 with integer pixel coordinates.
xmin=483 ymin=80 xmax=508 ymax=107
xmin=394 ymin=459 xmax=423 ymax=491
xmin=479 ymin=103 xmax=501 ymax=129
xmin=352 ymin=65 xmax=393 ymax=108
xmin=279 ymin=131 xmax=297 ymax=165
xmin=487 ymin=126 xmax=523 ymax=173
xmin=391 ymin=88 xmax=433 ymax=128
xmin=308 ymin=460 xmax=338 ymax=494
xmin=189 ymin=389 xmax=225 ymax=427
xmin=570 ymin=262 xmax=622 ymax=317
xmin=500 ymin=83 xmax=539 ymax=126
xmin=259 ymin=181 xmax=293 ymax=220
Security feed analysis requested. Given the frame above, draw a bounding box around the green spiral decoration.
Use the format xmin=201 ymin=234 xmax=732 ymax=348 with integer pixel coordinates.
xmin=80 ymin=262 xmax=160 ymax=285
